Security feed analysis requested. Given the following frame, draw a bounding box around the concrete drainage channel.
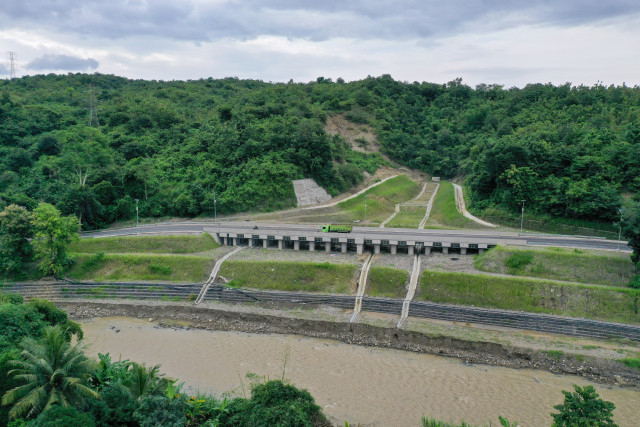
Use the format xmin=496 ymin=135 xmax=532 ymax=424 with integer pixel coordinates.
xmin=3 ymin=281 xmax=640 ymax=342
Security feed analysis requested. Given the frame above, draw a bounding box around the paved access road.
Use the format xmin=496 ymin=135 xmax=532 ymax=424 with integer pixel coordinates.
xmin=83 ymin=220 xmax=631 ymax=252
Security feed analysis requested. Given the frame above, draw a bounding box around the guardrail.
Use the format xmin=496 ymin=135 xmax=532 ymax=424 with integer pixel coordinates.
xmin=2 ymin=281 xmax=639 ymax=342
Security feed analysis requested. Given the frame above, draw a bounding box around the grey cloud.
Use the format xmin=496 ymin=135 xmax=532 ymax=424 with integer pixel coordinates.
xmin=2 ymin=1 xmax=639 ymax=43
xmin=0 ymin=64 xmax=8 ymax=75
xmin=27 ymin=54 xmax=99 ymax=71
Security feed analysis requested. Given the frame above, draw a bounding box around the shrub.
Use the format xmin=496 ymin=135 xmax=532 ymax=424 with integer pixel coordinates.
xmin=505 ymin=252 xmax=533 ymax=270
xmin=149 ymin=264 xmax=172 ymax=275
xmin=551 ymin=385 xmax=616 ymax=426
xmin=30 ymin=406 xmax=96 ymax=427
xmin=222 ymin=380 xmax=329 ymax=427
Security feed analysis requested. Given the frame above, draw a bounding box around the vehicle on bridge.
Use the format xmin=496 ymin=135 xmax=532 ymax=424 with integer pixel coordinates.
xmin=321 ymin=224 xmax=352 ymax=233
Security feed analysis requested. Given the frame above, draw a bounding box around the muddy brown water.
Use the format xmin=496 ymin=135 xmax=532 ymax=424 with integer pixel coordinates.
xmin=80 ymin=317 xmax=640 ymax=427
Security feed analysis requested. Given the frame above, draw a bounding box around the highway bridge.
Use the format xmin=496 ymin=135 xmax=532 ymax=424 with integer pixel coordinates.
xmin=84 ymin=221 xmax=631 ymax=254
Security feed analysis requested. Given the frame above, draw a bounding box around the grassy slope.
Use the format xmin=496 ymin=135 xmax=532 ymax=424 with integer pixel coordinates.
xmin=417 ymin=270 xmax=640 ymax=324
xmin=477 ymin=204 xmax=618 ymax=238
xmin=475 ymin=246 xmax=635 ymax=286
xmin=366 ymin=266 xmax=409 ymax=298
xmin=68 ymin=254 xmax=215 ymax=282
xmin=424 ymin=181 xmax=475 ymax=229
xmin=337 ymin=175 xmax=420 ymax=225
xmin=386 ymin=206 xmax=426 ymax=228
xmin=71 ymin=233 xmax=219 ymax=254
xmin=219 ymin=260 xmax=358 ymax=294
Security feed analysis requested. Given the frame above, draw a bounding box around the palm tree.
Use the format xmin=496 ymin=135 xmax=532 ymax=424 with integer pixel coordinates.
xmin=129 ymin=362 xmax=169 ymax=399
xmin=1 ymin=325 xmax=99 ymax=420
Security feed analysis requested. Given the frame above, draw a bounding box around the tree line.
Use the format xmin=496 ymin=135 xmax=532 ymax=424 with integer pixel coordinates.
xmin=0 ymin=74 xmax=638 ymax=230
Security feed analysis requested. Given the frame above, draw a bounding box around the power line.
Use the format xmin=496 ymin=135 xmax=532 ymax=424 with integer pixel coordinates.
xmin=8 ymin=52 xmax=16 ymax=80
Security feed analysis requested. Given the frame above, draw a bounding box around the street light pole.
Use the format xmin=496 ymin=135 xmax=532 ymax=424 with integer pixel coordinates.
xmin=364 ymin=194 xmax=367 ymax=226
xmin=135 ymin=199 xmax=139 ymax=228
xmin=520 ymin=200 xmax=525 ymax=233
xmin=214 ymin=191 xmax=217 ymax=221
xmin=618 ymin=208 xmax=624 ymax=251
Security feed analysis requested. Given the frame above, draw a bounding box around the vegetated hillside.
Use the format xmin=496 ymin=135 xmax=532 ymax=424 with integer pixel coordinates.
xmin=1 ymin=74 xmax=639 ymax=230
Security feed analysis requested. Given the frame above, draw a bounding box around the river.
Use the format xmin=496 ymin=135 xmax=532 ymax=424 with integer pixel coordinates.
xmin=80 ymin=317 xmax=640 ymax=426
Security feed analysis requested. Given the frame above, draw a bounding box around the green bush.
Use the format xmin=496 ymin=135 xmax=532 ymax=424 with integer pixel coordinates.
xmin=504 ymin=252 xmax=533 ymax=270
xmin=149 ymin=264 xmax=172 ymax=275
xmin=222 ymin=380 xmax=329 ymax=427
xmin=551 ymin=385 xmax=616 ymax=426
xmin=31 ymin=406 xmax=96 ymax=427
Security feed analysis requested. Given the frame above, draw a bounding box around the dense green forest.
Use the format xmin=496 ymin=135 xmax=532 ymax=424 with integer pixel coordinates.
xmin=0 ymin=73 xmax=638 ymax=229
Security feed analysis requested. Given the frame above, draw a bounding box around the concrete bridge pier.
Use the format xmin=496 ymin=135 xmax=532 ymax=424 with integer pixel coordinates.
xmin=442 ymin=247 xmax=449 ymax=254
xmin=309 ymin=241 xmax=315 ymax=251
xmin=278 ymin=240 xmax=283 ymax=250
xmin=341 ymin=242 xmax=347 ymax=253
xmin=374 ymin=244 xmax=380 ymax=254
xmin=408 ymin=245 xmax=414 ymax=256
xmin=263 ymin=239 xmax=268 ymax=249
xmin=294 ymin=241 xmax=300 ymax=251
xmin=424 ymin=247 xmax=431 ymax=255
xmin=478 ymin=248 xmax=485 ymax=254
xmin=248 ymin=239 xmax=253 ymax=247
xmin=356 ymin=244 xmax=363 ymax=254
xmin=390 ymin=245 xmax=397 ymax=255
xmin=325 ymin=242 xmax=331 ymax=252
xmin=460 ymin=248 xmax=467 ymax=255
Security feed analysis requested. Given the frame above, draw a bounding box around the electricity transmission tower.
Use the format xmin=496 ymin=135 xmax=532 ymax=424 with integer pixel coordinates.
xmin=85 ymin=84 xmax=100 ymax=127
xmin=8 ymin=52 xmax=16 ymax=80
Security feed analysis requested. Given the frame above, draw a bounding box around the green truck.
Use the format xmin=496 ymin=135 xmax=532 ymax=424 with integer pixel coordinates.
xmin=321 ymin=224 xmax=352 ymax=233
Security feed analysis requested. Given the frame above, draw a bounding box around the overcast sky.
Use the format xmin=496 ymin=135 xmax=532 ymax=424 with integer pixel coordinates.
xmin=1 ymin=1 xmax=639 ymax=87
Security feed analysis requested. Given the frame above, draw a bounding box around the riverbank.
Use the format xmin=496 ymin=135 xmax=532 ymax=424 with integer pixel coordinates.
xmin=58 ymin=300 xmax=640 ymax=387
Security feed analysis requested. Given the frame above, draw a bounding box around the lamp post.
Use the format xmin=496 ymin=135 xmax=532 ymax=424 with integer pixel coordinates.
xmin=214 ymin=191 xmax=217 ymax=221
xmin=135 ymin=198 xmax=139 ymax=228
xmin=520 ymin=200 xmax=525 ymax=233
xmin=364 ymin=194 xmax=368 ymax=226
xmin=618 ymin=208 xmax=624 ymax=251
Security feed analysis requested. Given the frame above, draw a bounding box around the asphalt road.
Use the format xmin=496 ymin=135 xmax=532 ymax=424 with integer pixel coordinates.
xmin=82 ymin=220 xmax=631 ymax=252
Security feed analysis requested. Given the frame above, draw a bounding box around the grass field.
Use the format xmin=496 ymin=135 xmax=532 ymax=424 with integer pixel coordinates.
xmin=386 ymin=205 xmax=427 ymax=228
xmin=475 ymin=246 xmax=635 ymax=286
xmin=417 ymin=269 xmax=640 ymax=324
xmin=338 ymin=175 xmax=420 ymax=225
xmin=218 ymin=260 xmax=358 ymax=294
xmin=366 ymin=266 xmax=409 ymax=298
xmin=423 ymin=181 xmax=475 ymax=229
xmin=68 ymin=253 xmax=215 ymax=282
xmin=70 ymin=233 xmax=219 ymax=254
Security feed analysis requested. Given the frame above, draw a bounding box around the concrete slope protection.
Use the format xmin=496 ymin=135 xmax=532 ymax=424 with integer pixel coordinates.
xmin=397 ymin=253 xmax=421 ymax=328
xmin=196 ymin=247 xmax=244 ymax=304
xmin=418 ymin=182 xmax=439 ymax=229
xmin=452 ymin=183 xmax=496 ymax=228
xmin=351 ymin=254 xmax=374 ymax=323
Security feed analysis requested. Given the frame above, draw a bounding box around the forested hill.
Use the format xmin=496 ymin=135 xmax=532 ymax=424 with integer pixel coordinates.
xmin=1 ymin=74 xmax=639 ymax=229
